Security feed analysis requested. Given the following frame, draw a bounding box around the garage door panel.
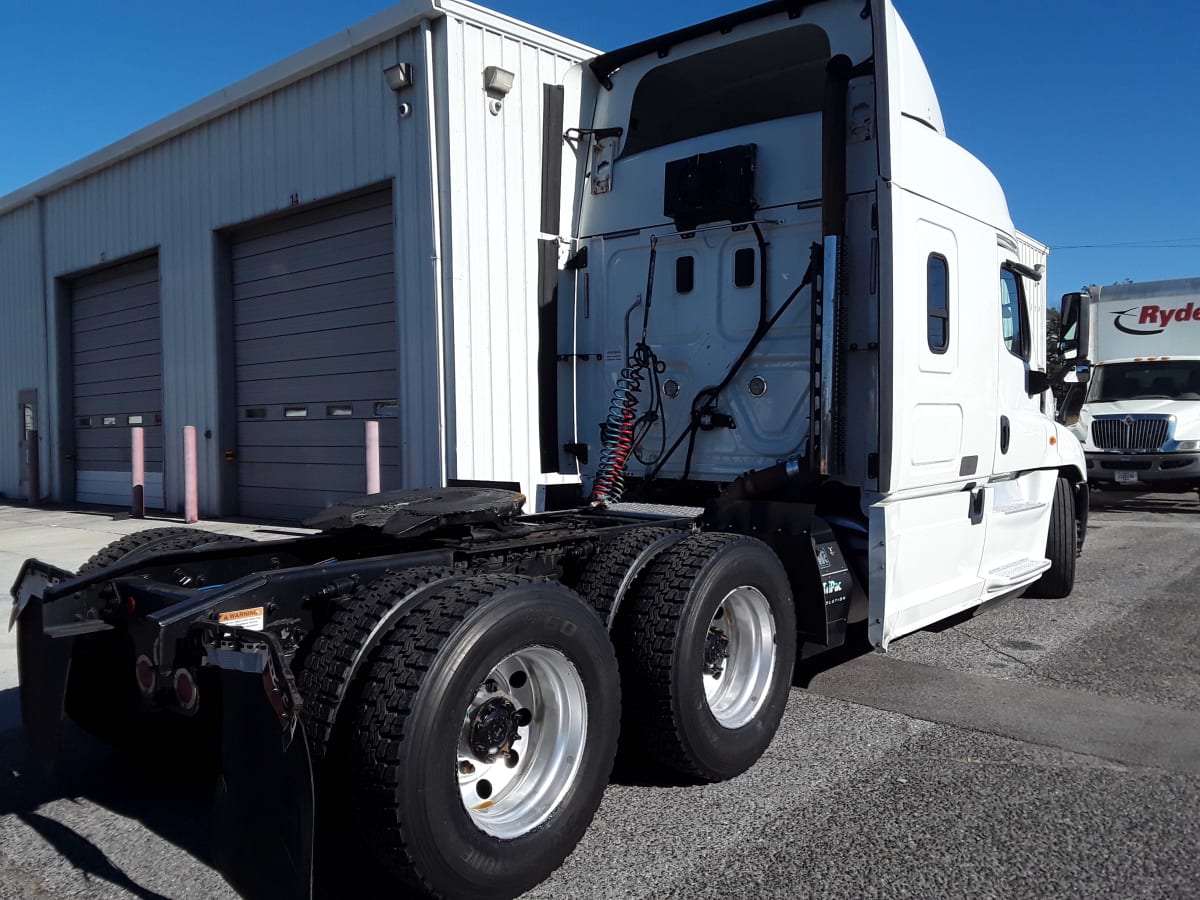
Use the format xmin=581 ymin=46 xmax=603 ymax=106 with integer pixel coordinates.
xmin=234 ymin=302 xmax=395 ymax=342
xmin=232 ymin=188 xmax=392 ymax=247
xmin=74 ymin=371 xmax=162 ymax=397
xmin=234 ymin=274 xmax=394 ymax=326
xmin=237 ymin=460 xmax=393 ymax=493
xmin=236 ymin=444 xmax=367 ymax=466
xmin=237 ymin=418 xmax=398 ymax=447
xmin=71 ymin=258 xmax=158 ymax=300
xmin=232 ymin=224 xmax=393 ymax=286
xmin=71 ymin=255 xmax=163 ymax=507
xmin=75 ymin=391 xmax=162 ymax=418
xmin=72 ymin=318 xmax=160 ymax=353
xmin=74 ymin=354 xmax=163 ymax=385
xmin=236 ymin=325 xmax=397 ymax=365
xmin=233 ymin=187 xmax=398 ymax=520
xmin=73 ymin=299 xmax=160 ymax=333
xmin=236 ymin=351 xmax=397 ymax=383
xmin=231 ymin=253 xmax=393 ymax=302
xmin=74 ymin=445 xmax=165 ymax=467
xmin=73 ymin=282 xmax=158 ymax=321
xmin=75 ymin=427 xmax=163 ymax=452
xmin=235 ymin=372 xmax=397 ymax=408
xmin=233 ymin=203 xmax=393 ymax=261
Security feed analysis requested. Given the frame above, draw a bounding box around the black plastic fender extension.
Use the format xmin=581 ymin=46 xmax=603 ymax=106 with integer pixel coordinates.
xmin=206 ymin=624 xmax=314 ymax=900
xmin=11 ymin=559 xmax=108 ymax=771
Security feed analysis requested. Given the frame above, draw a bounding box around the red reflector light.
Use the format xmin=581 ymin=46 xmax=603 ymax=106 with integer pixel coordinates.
xmin=174 ymin=669 xmax=198 ymax=711
xmin=135 ymin=655 xmax=156 ymax=695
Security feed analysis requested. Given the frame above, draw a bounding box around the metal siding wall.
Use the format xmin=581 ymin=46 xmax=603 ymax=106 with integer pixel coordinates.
xmin=440 ymin=15 xmax=580 ymax=503
xmin=32 ymin=27 xmax=438 ymax=515
xmin=1 ymin=12 xmax=590 ymax=514
xmin=0 ymin=202 xmax=49 ymax=499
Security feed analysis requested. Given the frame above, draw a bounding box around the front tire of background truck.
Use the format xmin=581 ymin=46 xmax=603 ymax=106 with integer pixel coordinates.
xmin=1027 ymin=476 xmax=1077 ymax=599
xmin=67 ymin=527 xmax=255 ymax=748
xmin=624 ymin=533 xmax=797 ymax=782
xmin=352 ymin=575 xmax=620 ymax=900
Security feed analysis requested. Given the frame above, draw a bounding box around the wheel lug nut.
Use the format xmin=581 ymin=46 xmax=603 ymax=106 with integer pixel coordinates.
xmin=458 ymin=760 xmax=475 ymax=775
xmin=484 ymin=679 xmax=500 ymax=693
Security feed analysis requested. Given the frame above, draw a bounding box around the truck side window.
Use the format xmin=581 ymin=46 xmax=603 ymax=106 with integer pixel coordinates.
xmin=927 ymin=254 xmax=949 ymax=353
xmin=1000 ymin=268 xmax=1030 ymax=360
xmin=734 ymin=248 xmax=756 ymax=288
xmin=676 ymin=256 xmax=694 ymax=294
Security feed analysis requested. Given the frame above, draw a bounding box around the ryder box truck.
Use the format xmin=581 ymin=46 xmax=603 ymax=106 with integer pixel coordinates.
xmin=1059 ymin=279 xmax=1200 ymax=495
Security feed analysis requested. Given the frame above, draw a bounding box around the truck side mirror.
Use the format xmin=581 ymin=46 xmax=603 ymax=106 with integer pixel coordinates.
xmin=1026 ymin=370 xmax=1051 ymax=396
xmin=1058 ymin=291 xmax=1086 ymax=360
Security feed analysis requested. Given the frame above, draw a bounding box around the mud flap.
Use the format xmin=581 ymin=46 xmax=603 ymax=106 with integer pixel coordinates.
xmin=12 ymin=558 xmax=107 ymax=772
xmin=16 ymin=599 xmax=78 ymax=771
xmin=209 ymin=628 xmax=314 ymax=900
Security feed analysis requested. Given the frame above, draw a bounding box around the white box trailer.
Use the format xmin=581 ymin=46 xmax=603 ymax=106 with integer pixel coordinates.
xmin=11 ymin=3 xmax=1088 ymax=899
xmin=1060 ymin=278 xmax=1200 ymax=493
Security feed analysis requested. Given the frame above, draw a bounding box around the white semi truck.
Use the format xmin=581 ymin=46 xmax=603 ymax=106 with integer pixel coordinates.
xmin=1059 ymin=279 xmax=1200 ymax=495
xmin=11 ymin=2 xmax=1086 ymax=899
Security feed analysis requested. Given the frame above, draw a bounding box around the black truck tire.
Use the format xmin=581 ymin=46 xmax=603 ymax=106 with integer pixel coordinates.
xmin=78 ymin=526 xmax=252 ymax=573
xmin=1027 ymin=476 xmax=1077 ymax=599
xmin=625 ymin=532 xmax=797 ymax=782
xmin=352 ymin=575 xmax=619 ymax=900
xmin=575 ymin=526 xmax=682 ymax=626
xmin=296 ymin=565 xmax=457 ymax=762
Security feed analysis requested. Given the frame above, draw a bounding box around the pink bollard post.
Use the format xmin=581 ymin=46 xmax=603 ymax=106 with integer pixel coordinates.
xmin=365 ymin=420 xmax=380 ymax=494
xmin=131 ymin=427 xmax=145 ymax=518
xmin=183 ymin=426 xmax=198 ymax=524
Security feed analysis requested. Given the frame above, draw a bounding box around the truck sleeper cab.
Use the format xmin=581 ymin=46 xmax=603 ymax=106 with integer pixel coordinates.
xmin=12 ymin=3 xmax=1086 ymax=900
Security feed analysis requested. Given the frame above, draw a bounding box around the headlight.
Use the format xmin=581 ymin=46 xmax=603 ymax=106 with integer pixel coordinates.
xmin=1177 ymin=440 xmax=1200 ymax=452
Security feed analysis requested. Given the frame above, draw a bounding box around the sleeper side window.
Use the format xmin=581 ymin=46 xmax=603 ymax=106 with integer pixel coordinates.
xmin=927 ymin=254 xmax=949 ymax=353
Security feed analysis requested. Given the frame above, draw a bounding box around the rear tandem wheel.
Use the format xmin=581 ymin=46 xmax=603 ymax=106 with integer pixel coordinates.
xmin=351 ymin=575 xmax=620 ymax=900
xmin=624 ymin=532 xmax=797 ymax=782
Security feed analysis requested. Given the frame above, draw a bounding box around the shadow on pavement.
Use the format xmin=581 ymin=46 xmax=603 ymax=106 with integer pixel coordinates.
xmin=0 ymin=688 xmax=404 ymax=900
xmin=1088 ymin=490 xmax=1199 ymax=515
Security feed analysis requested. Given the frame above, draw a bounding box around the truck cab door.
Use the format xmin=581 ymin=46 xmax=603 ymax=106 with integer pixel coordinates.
xmin=973 ymin=254 xmax=1059 ymax=595
xmin=995 ymin=258 xmax=1052 ymax=474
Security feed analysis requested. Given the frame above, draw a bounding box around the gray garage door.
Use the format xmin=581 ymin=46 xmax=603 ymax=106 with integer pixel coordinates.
xmin=71 ymin=254 xmax=164 ymax=508
xmin=232 ymin=186 xmax=400 ymax=521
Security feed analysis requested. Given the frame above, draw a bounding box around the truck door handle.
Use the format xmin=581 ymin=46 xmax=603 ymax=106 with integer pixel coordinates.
xmin=1000 ymin=416 xmax=1010 ymax=454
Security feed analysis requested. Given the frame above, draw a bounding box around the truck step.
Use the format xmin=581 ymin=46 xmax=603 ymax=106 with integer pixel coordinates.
xmin=985 ymin=557 xmax=1051 ymax=590
xmin=994 ymin=500 xmax=1046 ymax=516
xmin=606 ymin=502 xmax=705 ymax=519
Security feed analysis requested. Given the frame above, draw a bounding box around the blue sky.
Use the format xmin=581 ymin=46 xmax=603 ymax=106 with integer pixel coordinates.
xmin=2 ymin=0 xmax=1198 ymax=302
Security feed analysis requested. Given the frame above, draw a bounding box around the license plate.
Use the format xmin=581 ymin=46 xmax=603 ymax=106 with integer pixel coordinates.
xmin=1115 ymin=470 xmax=1138 ymax=484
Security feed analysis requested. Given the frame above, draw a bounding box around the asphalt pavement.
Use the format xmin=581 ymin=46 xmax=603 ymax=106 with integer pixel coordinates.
xmin=1 ymin=491 xmax=1198 ymax=899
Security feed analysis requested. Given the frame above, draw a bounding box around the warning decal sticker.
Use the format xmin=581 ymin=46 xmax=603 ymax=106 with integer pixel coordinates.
xmin=218 ymin=606 xmax=265 ymax=631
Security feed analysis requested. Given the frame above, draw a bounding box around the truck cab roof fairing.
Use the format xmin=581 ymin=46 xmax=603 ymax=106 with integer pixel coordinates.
xmin=588 ymin=0 xmax=825 ymax=87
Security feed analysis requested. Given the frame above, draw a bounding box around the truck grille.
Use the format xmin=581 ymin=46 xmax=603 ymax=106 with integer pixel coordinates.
xmin=1091 ymin=416 xmax=1170 ymax=451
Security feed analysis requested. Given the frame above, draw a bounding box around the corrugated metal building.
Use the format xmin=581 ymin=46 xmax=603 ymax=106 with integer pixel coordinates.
xmin=0 ymin=0 xmax=592 ymax=520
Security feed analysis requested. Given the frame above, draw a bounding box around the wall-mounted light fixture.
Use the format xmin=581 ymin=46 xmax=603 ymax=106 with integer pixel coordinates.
xmin=384 ymin=62 xmax=414 ymax=92
xmin=483 ymin=65 xmax=515 ymax=115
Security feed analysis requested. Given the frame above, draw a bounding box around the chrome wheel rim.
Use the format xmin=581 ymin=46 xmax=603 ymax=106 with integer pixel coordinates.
xmin=702 ymin=586 xmax=777 ymax=729
xmin=457 ymin=645 xmax=588 ymax=839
